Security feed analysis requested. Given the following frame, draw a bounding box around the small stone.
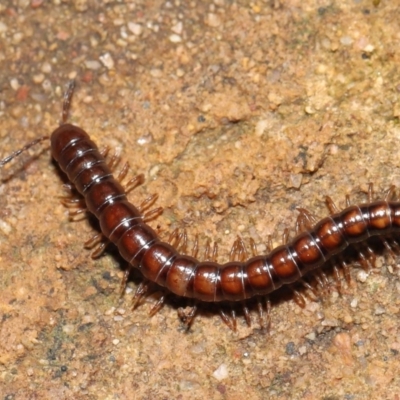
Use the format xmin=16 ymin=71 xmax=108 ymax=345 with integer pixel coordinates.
xmin=299 ymin=346 xmax=307 ymax=355
xmin=99 ymin=52 xmax=115 ymax=69
xmin=41 ymin=62 xmax=52 ymax=73
xmin=171 ymin=21 xmax=183 ymax=34
xmin=85 ymin=60 xmax=102 ymax=70
xmin=62 ymin=324 xmax=75 ymax=335
xmin=10 ymin=78 xmax=20 ymax=91
xmin=356 ymin=270 xmax=368 ymax=283
xmin=169 ymin=34 xmax=182 ymax=43
xmin=350 ymin=298 xmax=358 ymax=308
xmin=212 ymin=364 xmax=228 ymax=381
xmin=305 ymin=105 xmax=316 ymax=114
xmin=150 ymin=68 xmax=163 ymax=78
xmin=128 ymin=22 xmax=142 ymax=36
xmin=207 ymin=13 xmax=222 ymax=27
xmin=340 ymin=35 xmax=353 ymax=46
xmin=0 ymin=22 xmax=8 ymax=33
xmin=290 ymin=173 xmax=303 ymax=189
xmin=375 ymin=305 xmax=386 ymax=315
xmin=33 ymin=73 xmax=45 ymax=84
xmin=255 ymin=119 xmax=270 ymax=136
xmin=73 ymin=0 xmax=88 ymax=12
xmin=363 ymin=44 xmax=375 ymax=53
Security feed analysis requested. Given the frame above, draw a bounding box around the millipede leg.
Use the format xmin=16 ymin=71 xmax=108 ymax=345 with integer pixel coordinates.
xmin=168 ymin=228 xmax=180 ymax=247
xmin=203 ymin=239 xmax=211 ymax=261
xmin=292 ymin=289 xmax=306 ymax=308
xmin=177 ymin=230 xmax=188 ymax=254
xmin=99 ymin=146 xmax=110 ymax=158
xmin=313 ymin=273 xmax=327 ymax=293
xmin=299 ymin=279 xmax=319 ymax=300
xmin=229 ymin=237 xmax=247 ymax=262
xmin=326 ymin=196 xmax=339 ymax=214
xmin=266 ymin=235 xmax=273 ymax=252
xmin=296 ymin=208 xmax=317 ymax=233
xmin=143 ymin=207 xmax=163 ymax=222
xmin=319 ymin=271 xmax=331 ymax=292
xmin=265 ymin=299 xmax=272 ymax=332
xmin=131 ymin=281 xmax=150 ymax=310
xmin=257 ymin=298 xmax=271 ymax=332
xmin=218 ymin=308 xmax=236 ymax=331
xmin=149 ymin=294 xmax=167 ymax=316
xmin=250 ymin=238 xmax=258 ymax=257
xmin=367 ymin=183 xmax=374 ymax=202
xmin=84 ymin=233 xmax=110 ymax=259
xmin=119 ymin=268 xmax=130 ymax=298
xmin=385 ymin=185 xmax=396 ymax=201
xmin=125 ymin=173 xmax=145 ymax=194
xmin=231 ymin=308 xmax=237 ymax=331
xmin=383 ymin=239 xmax=398 ymax=258
xmin=191 ymin=235 xmax=199 ymax=258
xmin=282 ymin=228 xmax=290 ymax=245
xmin=107 ymin=151 xmax=121 ymax=170
xmin=67 ymin=208 xmax=88 ymax=221
xmin=332 ymin=265 xmax=343 ymax=293
xmin=242 ymin=303 xmax=251 ymax=327
xmin=178 ymin=305 xmax=198 ymax=330
xmin=257 ymin=298 xmax=264 ymax=328
xmin=137 ymin=194 xmax=158 ymax=213
xmin=341 ymin=259 xmax=352 ymax=284
xmin=210 ymin=242 xmax=218 ymax=262
xmin=116 ymin=161 xmax=129 ymax=182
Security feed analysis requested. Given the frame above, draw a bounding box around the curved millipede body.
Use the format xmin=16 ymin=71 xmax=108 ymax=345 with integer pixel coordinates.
xmin=50 ymin=121 xmax=400 ymax=304
xmin=2 ymin=82 xmax=399 ymax=329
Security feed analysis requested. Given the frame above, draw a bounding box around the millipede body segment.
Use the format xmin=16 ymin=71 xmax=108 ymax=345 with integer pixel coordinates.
xmin=50 ymin=122 xmax=400 ymax=304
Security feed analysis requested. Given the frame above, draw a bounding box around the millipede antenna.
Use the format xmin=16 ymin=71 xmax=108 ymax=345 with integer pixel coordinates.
xmin=62 ymin=80 xmax=76 ymax=125
xmin=0 ymin=136 xmax=49 ymax=167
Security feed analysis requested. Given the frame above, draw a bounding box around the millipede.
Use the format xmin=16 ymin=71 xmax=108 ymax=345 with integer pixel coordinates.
xmin=2 ymin=81 xmax=400 ymax=331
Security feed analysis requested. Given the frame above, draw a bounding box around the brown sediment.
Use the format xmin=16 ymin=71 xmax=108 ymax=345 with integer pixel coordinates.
xmin=1 ymin=1 xmax=400 ymax=399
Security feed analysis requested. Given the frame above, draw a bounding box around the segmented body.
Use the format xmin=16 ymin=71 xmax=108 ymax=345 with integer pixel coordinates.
xmin=51 ymin=123 xmax=400 ymax=303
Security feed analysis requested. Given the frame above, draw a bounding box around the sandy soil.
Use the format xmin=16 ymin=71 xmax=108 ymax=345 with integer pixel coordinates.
xmin=0 ymin=1 xmax=400 ymax=399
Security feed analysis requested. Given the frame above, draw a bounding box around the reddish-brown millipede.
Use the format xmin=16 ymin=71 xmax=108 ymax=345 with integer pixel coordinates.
xmin=2 ymin=82 xmax=399 ymax=330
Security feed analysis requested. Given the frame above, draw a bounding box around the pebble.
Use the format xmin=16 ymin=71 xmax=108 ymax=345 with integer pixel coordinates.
xmin=207 ymin=13 xmax=222 ymax=27
xmin=99 ymin=53 xmax=115 ymax=69
xmin=41 ymin=62 xmax=52 ymax=73
xmin=10 ymin=78 xmax=20 ymax=91
xmin=84 ymin=60 xmax=102 ymax=70
xmin=150 ymin=68 xmax=163 ymax=78
xmin=374 ymin=306 xmax=386 ymax=315
xmin=356 ymin=270 xmax=369 ymax=283
xmin=169 ymin=34 xmax=182 ymax=43
xmin=212 ymin=364 xmax=228 ymax=381
xmin=255 ymin=119 xmax=269 ymax=136
xmin=350 ymin=298 xmax=358 ymax=308
xmin=33 ymin=73 xmax=45 ymax=84
xmin=0 ymin=219 xmax=12 ymax=235
xmin=340 ymin=35 xmax=353 ymax=46
xmin=171 ymin=22 xmax=183 ymax=35
xmin=128 ymin=22 xmax=142 ymax=36
xmin=290 ymin=173 xmax=303 ymax=189
xmin=0 ymin=21 xmax=7 ymax=33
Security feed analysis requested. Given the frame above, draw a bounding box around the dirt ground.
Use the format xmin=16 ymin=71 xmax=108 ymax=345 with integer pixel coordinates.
xmin=0 ymin=1 xmax=400 ymax=399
